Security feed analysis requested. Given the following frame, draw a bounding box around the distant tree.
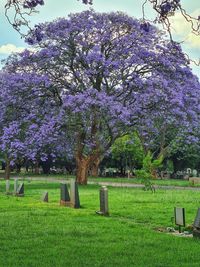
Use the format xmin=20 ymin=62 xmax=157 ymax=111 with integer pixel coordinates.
xmin=166 ymin=128 xmax=200 ymax=172
xmin=111 ymin=133 xmax=144 ymax=174
xmin=0 ymin=71 xmax=71 ymax=178
xmin=135 ymin=69 xmax=200 ymax=162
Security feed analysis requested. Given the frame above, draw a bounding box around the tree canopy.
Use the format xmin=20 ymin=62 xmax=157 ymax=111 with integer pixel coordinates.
xmin=1 ymin=10 xmax=200 ymax=183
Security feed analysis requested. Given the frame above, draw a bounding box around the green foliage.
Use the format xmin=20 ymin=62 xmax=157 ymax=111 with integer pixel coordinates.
xmin=168 ymin=135 xmax=200 ymax=170
xmin=142 ymin=151 xmax=153 ymax=173
xmin=143 ymin=151 xmax=163 ymax=174
xmin=135 ymin=169 xmax=152 ymax=179
xmin=134 ymin=151 xmax=163 ymax=192
xmin=135 ymin=169 xmax=155 ymax=192
xmin=111 ymin=132 xmax=144 ymax=170
xmin=165 ymin=159 xmax=174 ymax=172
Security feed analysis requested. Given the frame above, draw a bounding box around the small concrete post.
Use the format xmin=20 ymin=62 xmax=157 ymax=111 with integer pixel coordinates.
xmin=193 ymin=208 xmax=200 ymax=238
xmin=174 ymin=207 xmax=185 ymax=233
xmin=100 ymin=186 xmax=109 ymax=215
xmin=6 ymin=180 xmax=10 ymax=194
xmin=60 ymin=183 xmax=70 ymax=206
xmin=96 ymin=186 xmax=109 ymax=216
xmin=14 ymin=179 xmax=18 ymax=193
xmin=42 ymin=191 xmax=48 ymax=202
xmin=16 ymin=183 xmax=24 ymax=197
xmin=70 ymin=179 xmax=80 ymax=209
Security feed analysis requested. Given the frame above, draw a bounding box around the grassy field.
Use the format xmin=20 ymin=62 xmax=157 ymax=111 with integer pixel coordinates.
xmin=0 ymin=180 xmax=200 ymax=266
xmin=89 ymin=176 xmax=198 ymax=187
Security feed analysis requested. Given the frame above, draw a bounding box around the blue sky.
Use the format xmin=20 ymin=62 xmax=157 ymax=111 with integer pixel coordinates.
xmin=0 ymin=0 xmax=200 ymax=77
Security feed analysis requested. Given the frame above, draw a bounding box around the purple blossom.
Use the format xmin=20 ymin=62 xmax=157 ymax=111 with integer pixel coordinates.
xmin=140 ymin=22 xmax=150 ymax=32
xmin=23 ymin=0 xmax=44 ymax=9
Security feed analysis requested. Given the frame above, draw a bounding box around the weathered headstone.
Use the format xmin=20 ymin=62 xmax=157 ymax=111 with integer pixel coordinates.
xmin=96 ymin=186 xmax=109 ymax=216
xmin=183 ymin=174 xmax=189 ymax=180
xmin=14 ymin=178 xmax=18 ymax=194
xmin=174 ymin=207 xmax=185 ymax=233
xmin=193 ymin=169 xmax=198 ymax=176
xmin=186 ymin=168 xmax=192 ymax=174
xmin=6 ymin=180 xmax=10 ymax=194
xmin=16 ymin=183 xmax=24 ymax=197
xmin=60 ymin=183 xmax=70 ymax=206
xmin=193 ymin=208 xmax=200 ymax=238
xmin=42 ymin=191 xmax=48 ymax=202
xmin=70 ymin=179 xmax=80 ymax=209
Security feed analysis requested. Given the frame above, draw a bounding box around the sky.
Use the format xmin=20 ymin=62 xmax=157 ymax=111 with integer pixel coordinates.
xmin=0 ymin=0 xmax=200 ymax=77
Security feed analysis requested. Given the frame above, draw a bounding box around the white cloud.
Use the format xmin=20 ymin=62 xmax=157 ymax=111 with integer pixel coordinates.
xmin=186 ymin=34 xmax=200 ymax=49
xmin=169 ymin=9 xmax=200 ymax=49
xmin=0 ymin=44 xmax=25 ymax=55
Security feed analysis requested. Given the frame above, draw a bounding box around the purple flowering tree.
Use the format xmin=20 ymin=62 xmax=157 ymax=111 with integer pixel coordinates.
xmin=0 ymin=71 xmax=73 ymax=178
xmin=2 ymin=10 xmax=200 ymax=184
xmin=135 ymin=71 xmax=200 ymax=162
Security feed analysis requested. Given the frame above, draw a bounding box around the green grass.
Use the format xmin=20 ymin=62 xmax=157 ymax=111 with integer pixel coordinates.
xmin=0 ymin=180 xmax=200 ymax=266
xmin=89 ymin=176 xmax=197 ymax=187
xmin=1 ymin=170 xmax=199 ymax=188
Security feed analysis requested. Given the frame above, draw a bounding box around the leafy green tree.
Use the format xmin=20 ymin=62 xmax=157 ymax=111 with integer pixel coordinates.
xmin=142 ymin=151 xmax=163 ymax=178
xmin=111 ymin=133 xmax=144 ymax=174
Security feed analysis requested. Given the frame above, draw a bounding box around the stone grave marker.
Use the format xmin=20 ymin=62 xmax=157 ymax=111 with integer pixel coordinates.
xmin=60 ymin=183 xmax=70 ymax=206
xmin=42 ymin=191 xmax=48 ymax=202
xmin=186 ymin=168 xmax=192 ymax=174
xmin=174 ymin=207 xmax=185 ymax=233
xmin=193 ymin=169 xmax=198 ymax=176
xmin=14 ymin=178 xmax=18 ymax=194
xmin=96 ymin=186 xmax=109 ymax=216
xmin=6 ymin=180 xmax=10 ymax=194
xmin=193 ymin=208 xmax=200 ymax=238
xmin=70 ymin=179 xmax=80 ymax=209
xmin=16 ymin=183 xmax=24 ymax=197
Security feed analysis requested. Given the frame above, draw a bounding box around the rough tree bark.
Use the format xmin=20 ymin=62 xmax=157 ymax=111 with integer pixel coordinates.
xmin=34 ymin=161 xmax=40 ymax=174
xmin=75 ymin=156 xmax=90 ymax=185
xmin=75 ymin=115 xmax=101 ymax=184
xmin=90 ymin=157 xmax=101 ymax=177
xmin=76 ymin=151 xmax=102 ymax=184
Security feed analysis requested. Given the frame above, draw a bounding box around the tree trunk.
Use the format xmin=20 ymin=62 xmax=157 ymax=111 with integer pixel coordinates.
xmin=41 ymin=159 xmax=52 ymax=174
xmin=172 ymin=156 xmax=182 ymax=173
xmin=90 ymin=158 xmax=100 ymax=177
xmin=16 ymin=163 xmax=21 ymax=173
xmin=76 ymin=157 xmax=89 ymax=185
xmin=5 ymin=159 xmax=10 ymax=180
xmin=34 ymin=161 xmax=40 ymax=174
xmin=1 ymin=161 xmax=6 ymax=170
xmin=25 ymin=161 xmax=29 ymax=172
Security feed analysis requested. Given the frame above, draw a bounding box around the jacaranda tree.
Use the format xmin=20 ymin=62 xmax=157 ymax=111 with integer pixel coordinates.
xmin=0 ymin=71 xmax=70 ymax=178
xmin=2 ymin=10 xmax=200 ymax=184
xmin=135 ymin=71 xmax=200 ymax=159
